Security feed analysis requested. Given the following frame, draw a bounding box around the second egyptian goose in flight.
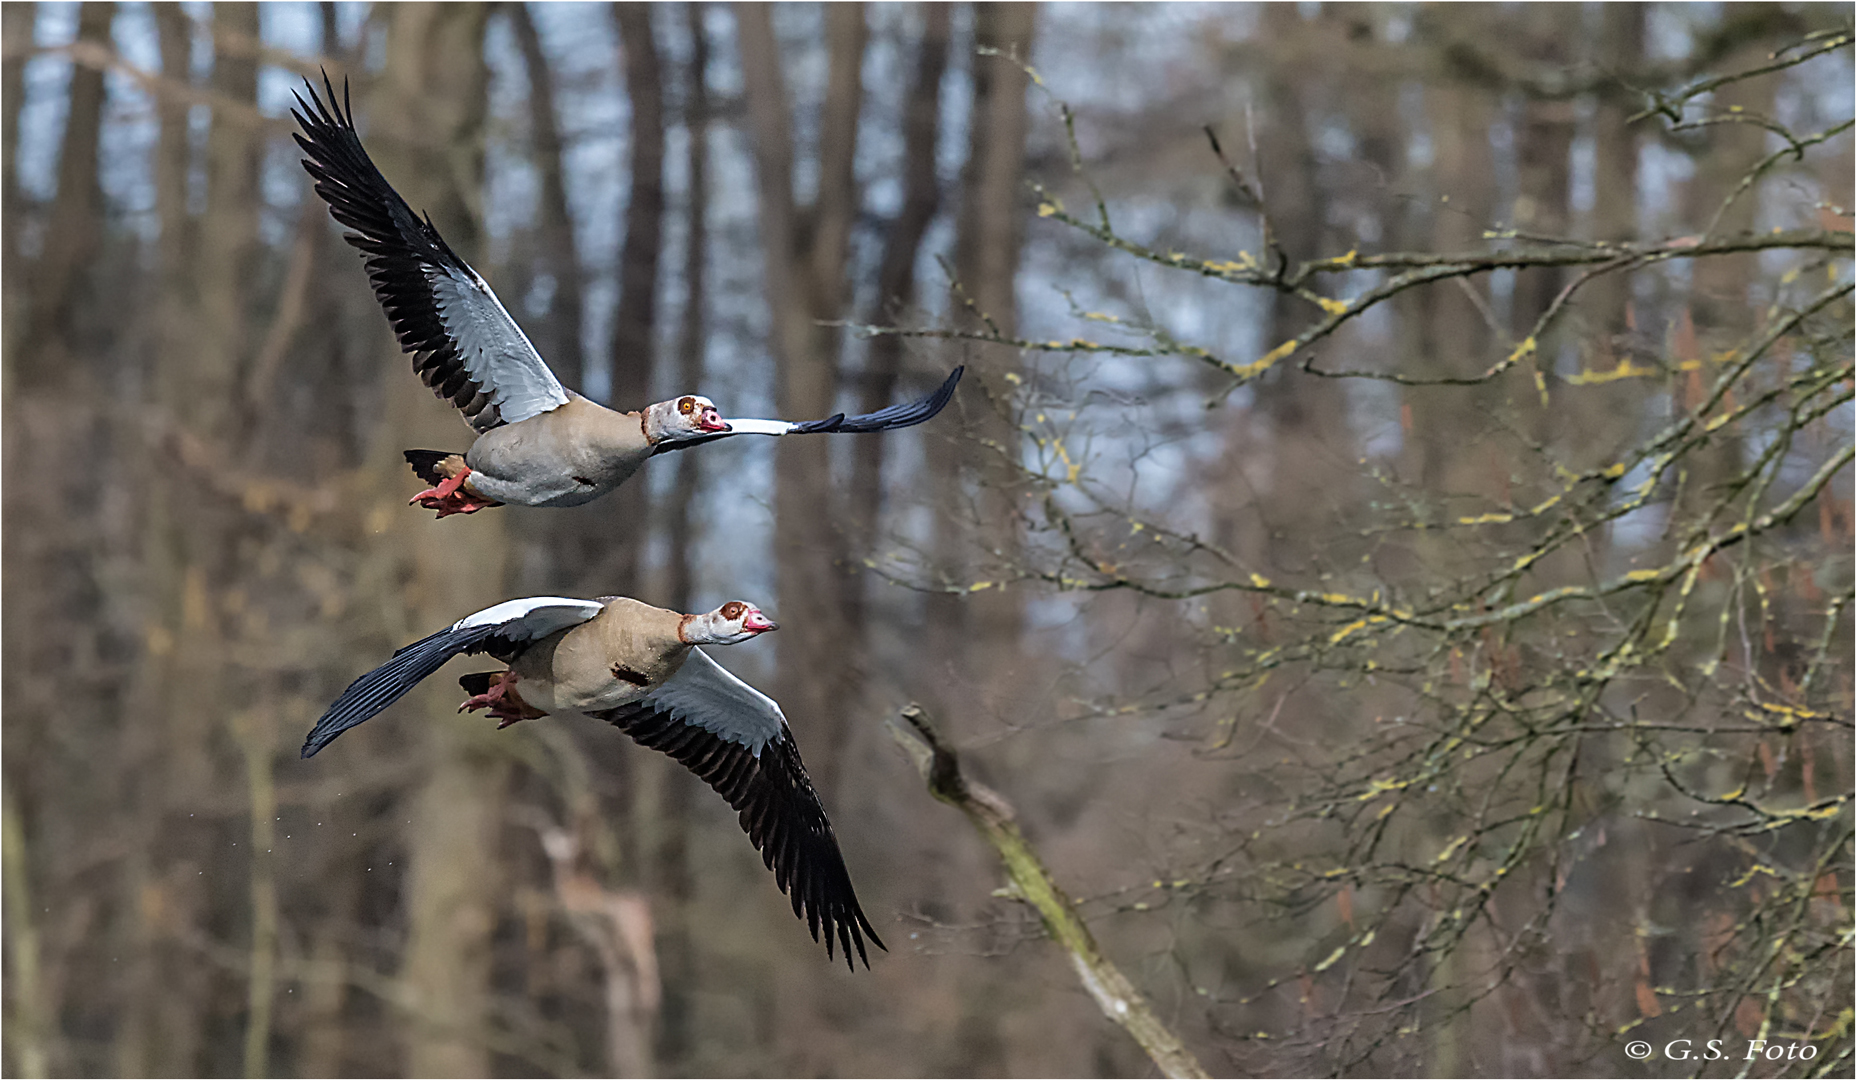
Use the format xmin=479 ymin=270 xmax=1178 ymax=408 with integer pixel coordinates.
xmin=302 ymin=594 xmax=885 ymax=969
xmin=291 ymin=77 xmax=962 ymax=517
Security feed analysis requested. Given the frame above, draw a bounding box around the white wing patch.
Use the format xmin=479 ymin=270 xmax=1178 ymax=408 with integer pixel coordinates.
xmin=427 ymin=264 xmax=572 ymax=425
xmin=644 ymin=648 xmax=787 ymax=750
xmin=717 ymin=418 xmax=798 ymax=437
xmin=453 ymin=596 xmax=604 ymax=639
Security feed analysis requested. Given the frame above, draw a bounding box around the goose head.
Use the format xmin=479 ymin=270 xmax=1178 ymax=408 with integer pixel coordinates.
xmin=680 ymin=600 xmax=779 ymax=645
xmin=644 ymin=395 xmax=730 ymax=444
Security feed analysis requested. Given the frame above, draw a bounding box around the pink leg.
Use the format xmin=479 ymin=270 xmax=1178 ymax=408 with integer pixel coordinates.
xmin=457 ymin=670 xmax=545 ymax=728
xmin=409 ymin=467 xmax=501 ymax=518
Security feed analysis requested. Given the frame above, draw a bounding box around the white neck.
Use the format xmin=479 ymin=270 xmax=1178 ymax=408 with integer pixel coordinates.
xmin=678 ymin=610 xmax=725 ymax=645
xmin=681 ymin=609 xmax=766 ymax=646
xmin=641 ymin=400 xmax=680 ymax=445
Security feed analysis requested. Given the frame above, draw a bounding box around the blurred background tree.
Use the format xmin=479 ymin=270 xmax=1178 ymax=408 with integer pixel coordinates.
xmin=2 ymin=3 xmax=1849 ymax=1077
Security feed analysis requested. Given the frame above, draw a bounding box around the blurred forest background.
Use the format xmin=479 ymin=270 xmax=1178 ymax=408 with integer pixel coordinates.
xmin=2 ymin=2 xmax=1852 ymax=1077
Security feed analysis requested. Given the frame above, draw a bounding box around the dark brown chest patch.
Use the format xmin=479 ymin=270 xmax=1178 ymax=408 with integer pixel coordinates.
xmin=610 ymin=664 xmax=651 ymax=687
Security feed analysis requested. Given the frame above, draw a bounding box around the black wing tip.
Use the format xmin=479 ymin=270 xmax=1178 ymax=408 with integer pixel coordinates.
xmin=296 ymin=69 xmax=351 ymax=120
xmin=805 ymin=889 xmax=884 ymax=970
xmin=842 ymin=915 xmax=882 ymax=971
xmin=300 ymin=623 xmax=499 ymax=762
xmin=298 ymin=705 xmax=356 ymax=757
xmin=861 ymin=364 xmax=961 ymax=431
xmin=299 ymin=711 xmax=364 ymax=759
xmin=294 ymin=73 xmax=340 ymax=132
xmin=925 ymin=364 xmax=963 ymax=409
xmin=292 ymin=74 xmax=358 ymax=172
xmin=787 ymin=365 xmax=966 ymax=436
xmin=299 ymin=714 xmax=351 ymax=758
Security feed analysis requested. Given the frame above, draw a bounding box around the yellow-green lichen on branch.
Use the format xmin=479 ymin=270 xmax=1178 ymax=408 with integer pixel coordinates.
xmin=889 ymin=707 xmax=1213 ymax=1080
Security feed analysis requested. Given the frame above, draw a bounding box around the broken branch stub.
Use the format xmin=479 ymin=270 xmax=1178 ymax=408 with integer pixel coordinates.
xmin=889 ymin=704 xmax=1214 ymax=1080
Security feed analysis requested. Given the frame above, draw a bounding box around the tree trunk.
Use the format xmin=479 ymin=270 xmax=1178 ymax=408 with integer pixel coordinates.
xmin=1405 ymin=17 xmax=1497 ymax=497
xmin=15 ymin=1 xmax=111 ymax=388
xmin=508 ymin=1 xmax=586 ymax=390
xmin=1671 ymin=4 xmax=1777 ymax=551
xmin=611 ymin=0 xmax=668 ymax=599
xmin=664 ymin=2 xmax=710 ymax=619
xmin=297 ymin=870 xmax=362 ymax=1078
xmin=3 ymin=791 xmax=50 ymax=1078
xmin=102 ymin=6 xmax=186 ymax=1072
xmin=104 ymin=7 xmax=266 ymax=1075
xmin=1565 ymin=0 xmax=1648 ymax=500
xmin=611 ymin=2 xmax=666 ymax=409
xmin=653 ymin=4 xmax=710 ymax=1064
xmin=191 ymin=2 xmax=262 ymax=440
xmin=591 ymin=25 xmax=670 ymax=1067
xmin=1408 ymin=15 xmax=1500 ymax=1075
xmin=539 ymin=2 xmax=664 ymax=601
xmin=735 ymin=0 xmax=869 ymax=798
xmin=604 ymin=0 xmax=666 ymax=597
xmin=1509 ymin=5 xmax=1578 ymax=454
xmin=0 ymin=2 xmax=31 ymax=217
xmin=1 ymin=0 xmax=36 ymax=375
xmin=1591 ymin=3 xmax=1644 ymax=305
xmin=366 ymin=9 xmax=508 ymax=1078
xmin=929 ymin=1 xmax=1036 ymax=706
xmin=151 ymin=1 xmax=193 ymax=340
xmin=1250 ymin=6 xmax=1359 ymax=565
xmin=845 ymin=3 xmax=950 ymax=643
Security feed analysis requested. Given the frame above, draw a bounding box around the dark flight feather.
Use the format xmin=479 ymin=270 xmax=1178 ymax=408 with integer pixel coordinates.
xmin=301 ymin=623 xmax=502 ymax=758
xmin=291 ymin=75 xmax=504 ymax=429
xmin=594 ymin=699 xmax=885 ymax=969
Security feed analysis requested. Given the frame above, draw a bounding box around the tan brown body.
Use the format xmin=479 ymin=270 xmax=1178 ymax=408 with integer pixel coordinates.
xmin=408 ymin=396 xmax=655 ymax=510
xmin=443 ymin=396 xmax=651 ymax=508
xmin=505 ymin=597 xmax=692 ymax=714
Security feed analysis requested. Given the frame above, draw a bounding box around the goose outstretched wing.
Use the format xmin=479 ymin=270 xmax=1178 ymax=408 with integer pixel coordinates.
xmin=594 ymin=649 xmax=885 ymax=969
xmin=302 ymin=597 xmax=604 ymax=758
xmin=292 ymin=75 xmax=571 ymax=432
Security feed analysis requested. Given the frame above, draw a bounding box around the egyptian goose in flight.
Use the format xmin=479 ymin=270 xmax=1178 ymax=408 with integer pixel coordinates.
xmin=301 ymin=595 xmax=884 ymax=969
xmin=291 ymin=77 xmax=962 ymax=517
